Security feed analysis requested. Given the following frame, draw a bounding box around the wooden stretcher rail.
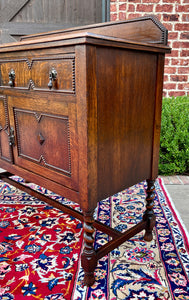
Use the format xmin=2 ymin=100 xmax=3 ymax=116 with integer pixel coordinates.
xmin=0 ymin=171 xmax=148 ymax=261
xmin=0 ymin=172 xmax=122 ymax=240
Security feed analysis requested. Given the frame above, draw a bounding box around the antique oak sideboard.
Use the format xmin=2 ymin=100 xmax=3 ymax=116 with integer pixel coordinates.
xmin=0 ymin=16 xmax=171 ymax=286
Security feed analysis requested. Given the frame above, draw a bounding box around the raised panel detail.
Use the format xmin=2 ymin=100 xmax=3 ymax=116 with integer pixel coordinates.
xmin=0 ymin=95 xmax=13 ymax=162
xmin=14 ymin=108 xmax=71 ymax=176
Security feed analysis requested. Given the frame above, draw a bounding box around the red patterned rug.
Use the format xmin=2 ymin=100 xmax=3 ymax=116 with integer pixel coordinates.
xmin=0 ymin=177 xmax=188 ymax=300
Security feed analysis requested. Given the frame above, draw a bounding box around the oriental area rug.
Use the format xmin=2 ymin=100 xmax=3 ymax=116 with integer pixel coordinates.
xmin=0 ymin=177 xmax=188 ymax=300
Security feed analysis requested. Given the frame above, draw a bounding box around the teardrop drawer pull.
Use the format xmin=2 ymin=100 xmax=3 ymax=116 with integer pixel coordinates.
xmin=8 ymin=69 xmax=15 ymax=87
xmin=48 ymin=68 xmax=57 ymax=89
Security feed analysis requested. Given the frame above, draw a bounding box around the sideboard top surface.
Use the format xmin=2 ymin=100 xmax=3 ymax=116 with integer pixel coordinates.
xmin=21 ymin=15 xmax=168 ymax=45
xmin=0 ymin=15 xmax=171 ymax=54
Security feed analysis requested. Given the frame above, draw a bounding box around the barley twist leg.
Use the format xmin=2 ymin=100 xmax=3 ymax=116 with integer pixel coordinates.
xmin=81 ymin=210 xmax=97 ymax=286
xmin=143 ymin=179 xmax=156 ymax=241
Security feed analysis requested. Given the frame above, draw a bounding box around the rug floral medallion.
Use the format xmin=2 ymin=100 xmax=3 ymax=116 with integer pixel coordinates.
xmin=0 ymin=178 xmax=188 ymax=300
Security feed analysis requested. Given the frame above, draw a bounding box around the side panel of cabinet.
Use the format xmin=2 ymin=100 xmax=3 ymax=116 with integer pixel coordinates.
xmin=8 ymin=96 xmax=79 ymax=191
xmin=0 ymin=95 xmax=13 ymax=163
xmin=96 ymin=47 xmax=158 ymax=200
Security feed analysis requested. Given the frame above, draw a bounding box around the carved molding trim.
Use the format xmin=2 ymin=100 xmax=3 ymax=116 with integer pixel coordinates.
xmin=0 ymin=95 xmax=13 ymax=162
xmin=28 ymin=79 xmax=35 ymax=90
xmin=72 ymin=58 xmax=76 ymax=93
xmin=0 ymin=95 xmax=9 ymax=130
xmin=34 ymin=112 xmax=43 ymax=123
xmin=25 ymin=58 xmax=33 ymax=70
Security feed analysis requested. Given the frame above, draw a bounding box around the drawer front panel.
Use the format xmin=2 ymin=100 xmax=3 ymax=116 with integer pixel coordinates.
xmin=0 ymin=61 xmax=29 ymax=88
xmin=8 ymin=96 xmax=78 ymax=190
xmin=31 ymin=57 xmax=75 ymax=93
xmin=0 ymin=55 xmax=75 ymax=94
xmin=0 ymin=95 xmax=13 ymax=162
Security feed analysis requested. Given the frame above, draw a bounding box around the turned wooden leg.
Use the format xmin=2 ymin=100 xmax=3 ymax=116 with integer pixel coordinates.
xmin=81 ymin=210 xmax=97 ymax=286
xmin=143 ymin=179 xmax=156 ymax=241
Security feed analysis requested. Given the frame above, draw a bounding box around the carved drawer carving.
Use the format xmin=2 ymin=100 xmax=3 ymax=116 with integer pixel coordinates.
xmin=0 ymin=55 xmax=75 ymax=94
xmin=0 ymin=95 xmax=13 ymax=162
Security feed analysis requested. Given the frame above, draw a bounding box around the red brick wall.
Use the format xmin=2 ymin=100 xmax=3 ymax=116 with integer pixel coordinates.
xmin=110 ymin=0 xmax=189 ymax=98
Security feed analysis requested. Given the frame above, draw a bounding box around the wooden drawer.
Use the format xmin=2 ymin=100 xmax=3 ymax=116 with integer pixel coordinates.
xmin=8 ymin=95 xmax=78 ymax=190
xmin=0 ymin=54 xmax=75 ymax=94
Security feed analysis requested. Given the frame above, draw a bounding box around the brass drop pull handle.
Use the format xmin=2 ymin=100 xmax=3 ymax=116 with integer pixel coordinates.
xmin=48 ymin=68 xmax=57 ymax=89
xmin=9 ymin=127 xmax=15 ymax=146
xmin=8 ymin=69 xmax=15 ymax=87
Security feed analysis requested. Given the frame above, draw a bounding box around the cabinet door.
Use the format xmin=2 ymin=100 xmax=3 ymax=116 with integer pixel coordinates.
xmin=0 ymin=95 xmax=13 ymax=163
xmin=8 ymin=96 xmax=78 ymax=191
